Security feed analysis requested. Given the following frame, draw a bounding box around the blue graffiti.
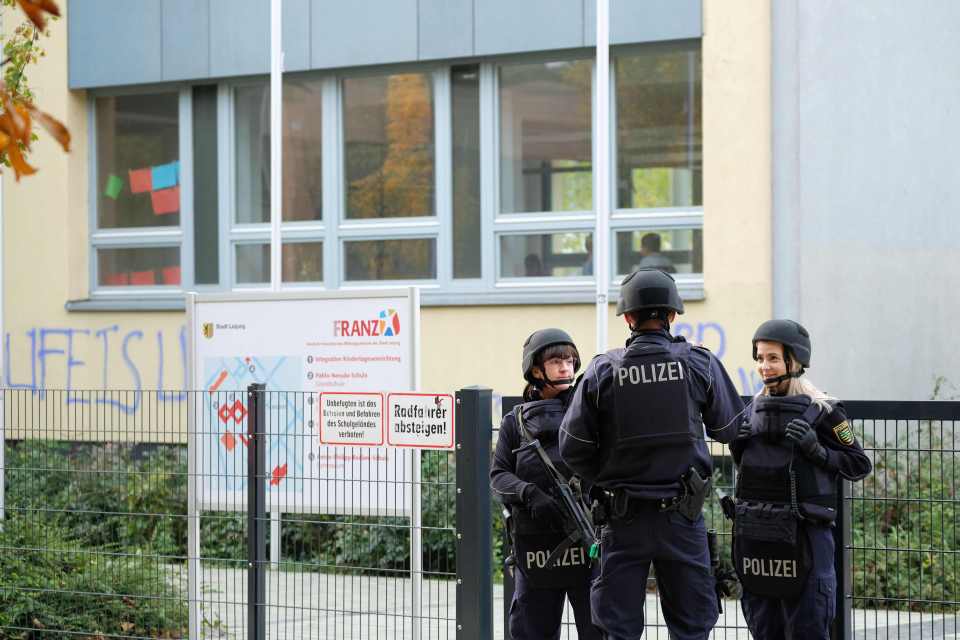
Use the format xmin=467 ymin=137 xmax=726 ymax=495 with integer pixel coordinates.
xmin=5 ymin=324 xmax=188 ymax=414
xmin=672 ymin=321 xmax=764 ymax=396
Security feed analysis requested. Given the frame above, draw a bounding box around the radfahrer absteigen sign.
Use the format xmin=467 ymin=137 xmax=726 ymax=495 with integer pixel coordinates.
xmin=317 ymin=392 xmax=455 ymax=450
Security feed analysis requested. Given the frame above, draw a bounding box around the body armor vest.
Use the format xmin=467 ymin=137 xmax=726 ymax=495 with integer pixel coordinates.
xmin=509 ymin=399 xmax=592 ymax=589
xmin=612 ymin=341 xmax=702 ymax=449
xmin=735 ymin=395 xmax=838 ymax=521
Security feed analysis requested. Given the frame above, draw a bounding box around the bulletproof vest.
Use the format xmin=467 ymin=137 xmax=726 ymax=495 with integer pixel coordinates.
xmin=510 ymin=398 xmax=572 ymax=536
xmin=612 ymin=341 xmax=701 ymax=449
xmin=735 ymin=395 xmax=838 ymax=521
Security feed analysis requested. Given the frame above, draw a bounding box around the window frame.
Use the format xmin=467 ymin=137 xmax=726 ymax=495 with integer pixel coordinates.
xmin=88 ymin=84 xmax=193 ymax=296
xmin=81 ymin=43 xmax=704 ymax=309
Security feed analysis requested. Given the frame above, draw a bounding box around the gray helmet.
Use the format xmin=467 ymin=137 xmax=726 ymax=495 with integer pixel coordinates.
xmin=752 ymin=319 xmax=811 ymax=368
xmin=616 ymin=268 xmax=685 ymax=316
xmin=522 ymin=328 xmax=580 ymax=383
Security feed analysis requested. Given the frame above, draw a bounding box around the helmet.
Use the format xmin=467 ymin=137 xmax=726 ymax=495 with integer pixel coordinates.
xmin=522 ymin=328 xmax=580 ymax=383
xmin=616 ymin=268 xmax=685 ymax=316
xmin=752 ymin=319 xmax=811 ymax=368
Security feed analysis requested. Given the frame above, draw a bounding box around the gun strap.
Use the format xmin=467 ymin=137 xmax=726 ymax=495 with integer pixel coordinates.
xmin=543 ymin=530 xmax=582 ymax=570
xmin=513 ymin=406 xmax=570 ymax=484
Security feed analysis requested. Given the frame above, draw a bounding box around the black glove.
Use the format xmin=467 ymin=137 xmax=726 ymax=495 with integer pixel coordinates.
xmin=736 ymin=421 xmax=753 ymax=441
xmin=524 ymin=485 xmax=564 ymax=526
xmin=784 ymin=418 xmax=828 ymax=466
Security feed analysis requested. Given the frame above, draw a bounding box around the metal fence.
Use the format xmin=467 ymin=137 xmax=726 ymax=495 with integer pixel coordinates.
xmin=0 ymin=387 xmax=463 ymax=640
xmin=1 ymin=388 xmax=959 ymax=640
xmin=843 ymin=400 xmax=960 ymax=639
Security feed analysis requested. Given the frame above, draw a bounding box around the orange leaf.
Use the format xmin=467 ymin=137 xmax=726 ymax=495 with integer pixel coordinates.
xmin=31 ymin=108 xmax=70 ymax=151
xmin=15 ymin=0 xmax=60 ymax=30
xmin=6 ymin=140 xmax=37 ymax=181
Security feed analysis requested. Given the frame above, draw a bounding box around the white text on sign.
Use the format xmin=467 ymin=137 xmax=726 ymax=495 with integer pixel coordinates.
xmin=319 ymin=392 xmax=384 ymax=446
xmin=387 ymin=393 xmax=455 ymax=449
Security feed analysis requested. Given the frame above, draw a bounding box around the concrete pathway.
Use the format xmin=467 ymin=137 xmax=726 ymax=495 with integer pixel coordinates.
xmin=197 ymin=567 xmax=957 ymax=639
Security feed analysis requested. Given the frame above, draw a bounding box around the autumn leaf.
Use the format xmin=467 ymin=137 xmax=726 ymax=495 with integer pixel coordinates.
xmin=15 ymin=0 xmax=60 ymax=31
xmin=30 ymin=105 xmax=70 ymax=151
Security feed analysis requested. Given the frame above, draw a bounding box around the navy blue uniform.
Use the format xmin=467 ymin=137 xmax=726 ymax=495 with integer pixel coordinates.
xmin=492 ymin=389 xmax=600 ymax=640
xmin=731 ymin=398 xmax=871 ymax=639
xmin=559 ymin=330 xmax=745 ymax=640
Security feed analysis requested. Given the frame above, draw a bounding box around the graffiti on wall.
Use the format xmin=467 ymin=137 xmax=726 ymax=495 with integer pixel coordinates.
xmin=4 ymin=325 xmax=188 ymax=413
xmin=673 ymin=321 xmax=763 ymax=396
xmin=3 ymin=320 xmax=764 ymax=415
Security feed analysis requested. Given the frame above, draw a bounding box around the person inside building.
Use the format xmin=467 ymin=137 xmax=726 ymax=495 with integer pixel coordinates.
xmin=491 ymin=328 xmax=600 ymax=640
xmin=559 ymin=268 xmax=745 ymax=640
xmin=730 ymin=319 xmax=872 ymax=639
xmin=632 ymin=232 xmax=676 ymax=273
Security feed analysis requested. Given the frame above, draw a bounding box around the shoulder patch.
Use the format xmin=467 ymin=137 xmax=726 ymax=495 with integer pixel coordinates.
xmin=832 ymin=421 xmax=855 ymax=445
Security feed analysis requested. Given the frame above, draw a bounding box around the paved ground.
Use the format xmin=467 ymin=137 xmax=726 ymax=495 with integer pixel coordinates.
xmin=197 ymin=567 xmax=958 ymax=639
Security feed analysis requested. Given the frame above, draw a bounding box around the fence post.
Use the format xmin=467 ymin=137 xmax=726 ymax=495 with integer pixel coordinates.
xmin=247 ymin=383 xmax=267 ymax=640
xmin=455 ymin=387 xmax=493 ymax=640
xmin=832 ymin=478 xmax=852 ymax=640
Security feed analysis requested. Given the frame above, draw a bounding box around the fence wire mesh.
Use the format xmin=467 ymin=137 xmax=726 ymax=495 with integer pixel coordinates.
xmin=847 ymin=401 xmax=960 ymax=639
xmin=2 ymin=389 xmax=959 ymax=639
xmin=0 ymin=388 xmax=457 ymax=640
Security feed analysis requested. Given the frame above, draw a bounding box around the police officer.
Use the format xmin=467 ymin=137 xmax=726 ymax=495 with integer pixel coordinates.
xmin=730 ymin=320 xmax=871 ymax=639
xmin=491 ymin=328 xmax=600 ymax=640
xmin=559 ymin=269 xmax=745 ymax=640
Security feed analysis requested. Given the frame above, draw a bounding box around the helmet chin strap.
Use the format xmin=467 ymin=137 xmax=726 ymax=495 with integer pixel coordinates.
xmin=763 ymin=371 xmax=803 ymax=386
xmin=542 ymin=375 xmax=575 ymax=388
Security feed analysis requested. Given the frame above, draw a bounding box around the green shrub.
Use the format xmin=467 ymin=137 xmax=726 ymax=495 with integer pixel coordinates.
xmin=0 ymin=515 xmax=187 ymax=637
xmin=852 ymin=420 xmax=960 ymax=612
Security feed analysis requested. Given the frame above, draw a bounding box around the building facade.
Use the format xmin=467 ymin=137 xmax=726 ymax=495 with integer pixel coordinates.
xmin=3 ymin=0 xmax=776 ymax=406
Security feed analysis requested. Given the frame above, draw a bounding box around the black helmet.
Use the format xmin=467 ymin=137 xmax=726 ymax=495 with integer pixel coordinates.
xmin=616 ymin=268 xmax=685 ymax=316
xmin=522 ymin=328 xmax=580 ymax=383
xmin=752 ymin=319 xmax=811 ymax=368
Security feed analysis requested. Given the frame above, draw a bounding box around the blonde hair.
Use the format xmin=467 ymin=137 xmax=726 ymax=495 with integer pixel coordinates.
xmin=757 ymin=351 xmax=835 ymax=410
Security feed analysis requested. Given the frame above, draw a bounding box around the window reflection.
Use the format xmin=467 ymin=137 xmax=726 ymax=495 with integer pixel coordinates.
xmin=99 ymin=247 xmax=181 ymax=286
xmin=344 ymin=73 xmax=435 ymax=219
xmin=500 ymin=232 xmax=592 ymax=278
xmin=96 ymin=93 xmax=180 ymax=229
xmin=616 ymin=44 xmax=702 ymax=209
xmin=499 ymin=60 xmax=592 ymax=213
xmin=282 ymin=242 xmax=323 ymax=282
xmin=344 ymin=239 xmax=436 ymax=280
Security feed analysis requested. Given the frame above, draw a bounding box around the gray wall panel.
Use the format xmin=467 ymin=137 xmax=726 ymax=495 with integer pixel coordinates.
xmin=773 ymin=0 xmax=960 ymax=400
xmin=585 ymin=0 xmax=702 ymax=45
xmin=418 ymin=0 xmax=474 ymax=61
xmin=311 ymin=0 xmax=419 ymax=69
xmin=476 ymin=0 xmax=584 ymax=56
xmin=162 ymin=0 xmax=210 ymax=81
xmin=69 ymin=1 xmax=704 ymax=87
xmin=210 ymin=0 xmax=269 ymax=77
xmin=283 ymin=0 xmax=311 ymax=72
xmin=69 ymin=0 xmax=163 ymax=87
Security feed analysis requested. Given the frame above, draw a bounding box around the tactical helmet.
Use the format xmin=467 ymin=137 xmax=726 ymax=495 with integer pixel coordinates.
xmin=521 ymin=328 xmax=580 ymax=383
xmin=752 ymin=319 xmax=811 ymax=368
xmin=615 ymin=268 xmax=685 ymax=316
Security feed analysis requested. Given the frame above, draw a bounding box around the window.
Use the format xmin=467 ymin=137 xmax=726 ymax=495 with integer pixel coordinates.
xmin=498 ymin=60 xmax=592 ymax=214
xmin=88 ymin=43 xmax=702 ymax=304
xmin=611 ymin=42 xmax=702 ymax=279
xmin=93 ymin=91 xmax=181 ymax=289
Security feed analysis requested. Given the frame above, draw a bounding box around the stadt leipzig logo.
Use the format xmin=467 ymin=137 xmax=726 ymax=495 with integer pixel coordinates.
xmin=202 ymin=323 xmax=214 ymax=339
xmin=333 ymin=309 xmax=401 ymax=337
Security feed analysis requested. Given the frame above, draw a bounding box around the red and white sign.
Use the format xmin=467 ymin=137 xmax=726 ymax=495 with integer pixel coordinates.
xmin=387 ymin=393 xmax=455 ymax=449
xmin=319 ymin=392 xmax=384 ymax=446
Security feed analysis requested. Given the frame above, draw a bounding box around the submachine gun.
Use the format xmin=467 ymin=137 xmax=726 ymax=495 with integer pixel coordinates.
xmin=512 ymin=407 xmax=600 ymax=566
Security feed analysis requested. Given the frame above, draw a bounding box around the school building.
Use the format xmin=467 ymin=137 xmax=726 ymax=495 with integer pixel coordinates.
xmin=2 ymin=0 xmax=955 ymax=404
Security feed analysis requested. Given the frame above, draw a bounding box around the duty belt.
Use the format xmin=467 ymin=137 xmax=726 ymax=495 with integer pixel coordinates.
xmin=604 ymin=467 xmax=711 ymax=523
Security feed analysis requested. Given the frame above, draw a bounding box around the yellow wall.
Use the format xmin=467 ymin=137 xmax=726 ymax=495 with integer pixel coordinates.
xmin=2 ymin=1 xmax=772 ymax=426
